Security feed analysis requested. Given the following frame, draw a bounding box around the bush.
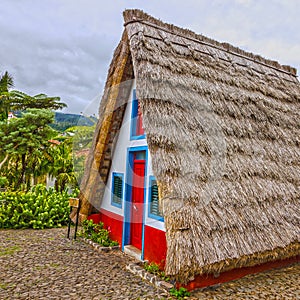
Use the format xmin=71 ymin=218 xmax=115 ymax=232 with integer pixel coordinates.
xmin=0 ymin=184 xmax=78 ymax=229
xmin=144 ymin=262 xmax=170 ymax=282
xmin=169 ymin=287 xmax=190 ymax=299
xmin=79 ymin=219 xmax=118 ymax=247
xmin=0 ymin=176 xmax=8 ymax=188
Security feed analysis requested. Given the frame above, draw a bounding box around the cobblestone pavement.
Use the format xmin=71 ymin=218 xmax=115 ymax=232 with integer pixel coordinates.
xmin=191 ymin=263 xmax=300 ymax=300
xmin=0 ymin=228 xmax=299 ymax=299
xmin=0 ymin=228 xmax=169 ymax=300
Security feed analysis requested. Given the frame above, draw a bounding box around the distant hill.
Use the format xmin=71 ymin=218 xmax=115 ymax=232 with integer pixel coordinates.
xmin=50 ymin=112 xmax=97 ymax=131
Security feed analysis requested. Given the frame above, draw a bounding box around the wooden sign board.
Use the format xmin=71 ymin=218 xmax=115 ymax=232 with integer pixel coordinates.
xmin=69 ymin=198 xmax=80 ymax=208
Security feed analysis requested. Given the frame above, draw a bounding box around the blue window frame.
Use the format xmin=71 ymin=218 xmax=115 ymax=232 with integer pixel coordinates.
xmin=148 ymin=176 xmax=164 ymax=221
xmin=130 ymin=89 xmax=145 ymax=140
xmin=111 ymin=172 xmax=124 ymax=208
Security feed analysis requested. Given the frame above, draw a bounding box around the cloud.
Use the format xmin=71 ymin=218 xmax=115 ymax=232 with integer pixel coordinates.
xmin=0 ymin=0 xmax=299 ymax=115
xmin=0 ymin=0 xmax=122 ymax=114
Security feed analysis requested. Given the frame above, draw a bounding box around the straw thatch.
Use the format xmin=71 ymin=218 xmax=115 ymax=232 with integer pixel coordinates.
xmin=80 ymin=9 xmax=300 ymax=283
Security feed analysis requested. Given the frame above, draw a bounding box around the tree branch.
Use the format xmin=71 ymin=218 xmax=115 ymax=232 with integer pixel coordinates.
xmin=0 ymin=154 xmax=8 ymax=170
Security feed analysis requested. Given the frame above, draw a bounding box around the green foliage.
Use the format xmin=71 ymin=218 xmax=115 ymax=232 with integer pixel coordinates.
xmin=50 ymin=112 xmax=97 ymax=132
xmin=0 ymin=184 xmax=78 ymax=229
xmin=0 ymin=109 xmax=80 ymax=192
xmin=79 ymin=219 xmax=118 ymax=247
xmin=144 ymin=262 xmax=160 ymax=274
xmin=0 ymin=109 xmax=57 ymax=189
xmin=0 ymin=71 xmax=14 ymax=121
xmin=0 ymin=70 xmax=72 ymax=192
xmin=0 ymin=71 xmax=13 ymax=92
xmin=0 ymin=177 xmax=8 ymax=188
xmin=8 ymin=91 xmax=66 ymax=112
xmin=169 ymin=287 xmax=190 ymax=299
xmin=0 ymin=70 xmax=66 ymax=122
xmin=47 ymin=138 xmax=79 ymax=191
xmin=63 ymin=124 xmax=96 ymax=186
xmin=67 ymin=125 xmax=96 ymax=151
xmin=144 ymin=262 xmax=170 ymax=282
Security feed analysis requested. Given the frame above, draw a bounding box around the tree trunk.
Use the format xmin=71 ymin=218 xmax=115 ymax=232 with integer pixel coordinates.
xmin=17 ymin=154 xmax=27 ymax=187
xmin=0 ymin=154 xmax=8 ymax=170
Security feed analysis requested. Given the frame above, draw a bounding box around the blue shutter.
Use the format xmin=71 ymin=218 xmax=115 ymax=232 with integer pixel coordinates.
xmin=150 ymin=179 xmax=163 ymax=218
xmin=112 ymin=173 xmax=123 ymax=207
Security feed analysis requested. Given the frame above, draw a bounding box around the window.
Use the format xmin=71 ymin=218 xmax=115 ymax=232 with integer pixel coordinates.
xmin=111 ymin=173 xmax=124 ymax=208
xmin=148 ymin=176 xmax=163 ymax=221
xmin=130 ymin=89 xmax=145 ymax=139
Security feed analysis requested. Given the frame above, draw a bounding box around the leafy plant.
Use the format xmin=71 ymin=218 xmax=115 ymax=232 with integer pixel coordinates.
xmin=144 ymin=262 xmax=160 ymax=274
xmin=169 ymin=287 xmax=190 ymax=299
xmin=144 ymin=262 xmax=170 ymax=282
xmin=0 ymin=176 xmax=8 ymax=188
xmin=0 ymin=184 xmax=78 ymax=229
xmin=0 ymin=109 xmax=57 ymax=189
xmin=79 ymin=219 xmax=118 ymax=247
xmin=46 ymin=138 xmax=79 ymax=191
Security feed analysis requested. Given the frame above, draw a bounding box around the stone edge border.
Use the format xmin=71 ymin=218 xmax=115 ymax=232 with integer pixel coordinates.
xmin=126 ymin=263 xmax=174 ymax=292
xmin=80 ymin=237 xmax=174 ymax=293
xmin=80 ymin=237 xmax=120 ymax=253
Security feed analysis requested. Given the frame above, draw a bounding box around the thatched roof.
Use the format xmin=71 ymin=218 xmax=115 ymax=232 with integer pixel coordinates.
xmin=80 ymin=9 xmax=300 ymax=283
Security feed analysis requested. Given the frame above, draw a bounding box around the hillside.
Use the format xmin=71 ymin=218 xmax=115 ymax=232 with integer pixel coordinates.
xmin=50 ymin=112 xmax=97 ymax=131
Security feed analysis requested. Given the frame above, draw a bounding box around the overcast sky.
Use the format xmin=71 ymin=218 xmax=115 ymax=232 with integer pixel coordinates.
xmin=0 ymin=0 xmax=299 ymax=114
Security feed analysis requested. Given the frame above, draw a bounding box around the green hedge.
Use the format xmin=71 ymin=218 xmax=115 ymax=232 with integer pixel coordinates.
xmin=0 ymin=185 xmax=78 ymax=229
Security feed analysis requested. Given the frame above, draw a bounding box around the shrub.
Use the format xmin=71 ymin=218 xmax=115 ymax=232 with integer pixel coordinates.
xmin=0 ymin=184 xmax=78 ymax=229
xmin=144 ymin=262 xmax=170 ymax=282
xmin=79 ymin=219 xmax=118 ymax=247
xmin=170 ymin=287 xmax=190 ymax=299
xmin=0 ymin=177 xmax=8 ymax=188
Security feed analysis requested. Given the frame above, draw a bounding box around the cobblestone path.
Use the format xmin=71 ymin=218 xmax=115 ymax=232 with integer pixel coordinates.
xmin=191 ymin=263 xmax=299 ymax=299
xmin=0 ymin=228 xmax=299 ymax=299
xmin=0 ymin=228 xmax=168 ymax=299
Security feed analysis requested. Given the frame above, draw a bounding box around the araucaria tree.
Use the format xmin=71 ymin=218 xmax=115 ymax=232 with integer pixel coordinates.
xmin=0 ymin=109 xmax=56 ymax=189
xmin=0 ymin=70 xmax=67 ymax=122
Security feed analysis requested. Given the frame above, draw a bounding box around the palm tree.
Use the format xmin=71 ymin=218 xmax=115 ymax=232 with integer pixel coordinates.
xmin=47 ymin=139 xmax=78 ymax=191
xmin=0 ymin=71 xmax=14 ymax=121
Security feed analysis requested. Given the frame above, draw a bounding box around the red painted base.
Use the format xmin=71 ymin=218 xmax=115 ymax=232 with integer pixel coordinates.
xmin=87 ymin=213 xmax=101 ymax=224
xmin=87 ymin=209 xmax=123 ymax=246
xmin=89 ymin=212 xmax=299 ymax=292
xmin=144 ymin=225 xmax=167 ymax=268
xmin=178 ymin=255 xmax=300 ymax=291
xmin=88 ymin=212 xmax=168 ymax=266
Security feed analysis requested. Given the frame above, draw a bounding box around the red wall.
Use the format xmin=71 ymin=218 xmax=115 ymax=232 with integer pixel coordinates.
xmin=88 ymin=209 xmax=123 ymax=246
xmin=178 ymin=255 xmax=300 ymax=291
xmin=88 ymin=212 xmax=167 ymax=266
xmin=143 ymin=225 xmax=167 ymax=268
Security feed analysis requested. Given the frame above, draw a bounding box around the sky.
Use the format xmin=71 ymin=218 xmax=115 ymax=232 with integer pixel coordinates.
xmin=0 ymin=0 xmax=299 ymax=115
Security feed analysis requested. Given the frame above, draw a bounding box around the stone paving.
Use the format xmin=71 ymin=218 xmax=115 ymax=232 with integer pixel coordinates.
xmin=0 ymin=228 xmax=168 ymax=300
xmin=191 ymin=263 xmax=300 ymax=300
xmin=0 ymin=227 xmax=299 ymax=299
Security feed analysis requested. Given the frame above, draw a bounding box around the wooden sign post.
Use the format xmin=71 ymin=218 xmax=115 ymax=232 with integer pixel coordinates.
xmin=67 ymin=197 xmax=81 ymax=239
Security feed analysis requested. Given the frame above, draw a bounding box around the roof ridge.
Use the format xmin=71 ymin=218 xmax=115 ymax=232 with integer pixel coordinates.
xmin=123 ymin=9 xmax=297 ymax=76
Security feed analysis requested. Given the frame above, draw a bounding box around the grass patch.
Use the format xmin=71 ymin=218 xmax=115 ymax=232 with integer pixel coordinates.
xmin=144 ymin=262 xmax=171 ymax=282
xmin=0 ymin=245 xmax=21 ymax=256
xmin=0 ymin=283 xmax=8 ymax=289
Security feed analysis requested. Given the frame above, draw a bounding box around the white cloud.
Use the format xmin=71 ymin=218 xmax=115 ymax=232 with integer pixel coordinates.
xmin=0 ymin=0 xmax=299 ymax=114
